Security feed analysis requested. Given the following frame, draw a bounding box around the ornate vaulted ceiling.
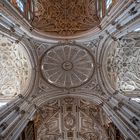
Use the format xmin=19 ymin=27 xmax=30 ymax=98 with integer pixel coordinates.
xmin=105 ymin=32 xmax=140 ymax=92
xmin=1 ymin=0 xmax=140 ymax=139
xmin=35 ymin=97 xmax=108 ymax=140
xmin=0 ymin=36 xmax=31 ymax=101
xmin=41 ymin=44 xmax=95 ymax=88
xmin=33 ymin=38 xmax=103 ymax=98
xmin=32 ymin=0 xmax=99 ymax=36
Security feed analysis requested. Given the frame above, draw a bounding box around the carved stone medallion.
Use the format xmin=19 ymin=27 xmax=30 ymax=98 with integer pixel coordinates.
xmin=41 ymin=44 xmax=95 ymax=88
xmin=64 ymin=113 xmax=75 ymax=129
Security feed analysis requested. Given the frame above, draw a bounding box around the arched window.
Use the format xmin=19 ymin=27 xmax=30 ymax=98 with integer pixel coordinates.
xmin=96 ymin=0 xmax=117 ymax=19
xmin=96 ymin=0 xmax=104 ymax=18
xmin=8 ymin=0 xmax=34 ymax=21
xmin=105 ymin=0 xmax=112 ymax=9
xmin=16 ymin=0 xmax=24 ymax=12
xmin=26 ymin=0 xmax=34 ymax=20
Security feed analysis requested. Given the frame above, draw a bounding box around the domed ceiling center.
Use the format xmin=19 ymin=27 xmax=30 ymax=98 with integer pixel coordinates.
xmin=41 ymin=44 xmax=95 ymax=88
xmin=33 ymin=0 xmax=99 ymax=36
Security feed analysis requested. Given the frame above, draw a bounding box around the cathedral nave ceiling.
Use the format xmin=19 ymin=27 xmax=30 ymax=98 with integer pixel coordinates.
xmin=103 ymin=31 xmax=140 ymax=95
xmin=0 ymin=1 xmax=140 ymax=139
xmin=35 ymin=97 xmax=108 ymax=140
xmin=33 ymin=38 xmax=104 ymax=98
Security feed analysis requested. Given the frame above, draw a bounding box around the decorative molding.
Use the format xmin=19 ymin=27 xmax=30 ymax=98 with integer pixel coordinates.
xmin=106 ymin=32 xmax=140 ymax=92
xmin=35 ymin=97 xmax=108 ymax=140
xmin=41 ymin=44 xmax=95 ymax=89
xmin=0 ymin=35 xmax=31 ymax=101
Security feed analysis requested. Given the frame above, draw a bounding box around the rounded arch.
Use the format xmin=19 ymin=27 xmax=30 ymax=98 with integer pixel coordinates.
xmin=0 ymin=35 xmax=36 ymax=108
xmin=33 ymin=95 xmax=109 ymax=140
xmin=100 ymin=31 xmax=140 ymax=97
xmin=32 ymin=90 xmax=105 ymax=108
xmin=98 ymin=36 xmax=116 ymax=95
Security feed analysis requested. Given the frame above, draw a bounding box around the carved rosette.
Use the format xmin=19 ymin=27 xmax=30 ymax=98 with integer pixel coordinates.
xmin=41 ymin=44 xmax=95 ymax=88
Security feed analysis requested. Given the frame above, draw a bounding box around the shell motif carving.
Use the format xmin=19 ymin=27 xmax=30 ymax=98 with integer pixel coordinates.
xmin=33 ymin=0 xmax=99 ymax=36
xmin=41 ymin=44 xmax=95 ymax=88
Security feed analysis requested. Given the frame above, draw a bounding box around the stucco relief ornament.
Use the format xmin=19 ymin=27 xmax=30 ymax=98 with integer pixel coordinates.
xmin=0 ymin=37 xmax=31 ymax=99
xmin=41 ymin=44 xmax=95 ymax=88
xmin=33 ymin=0 xmax=99 ymax=36
xmin=36 ymin=97 xmax=108 ymax=140
xmin=106 ymin=32 xmax=140 ymax=92
xmin=64 ymin=113 xmax=75 ymax=129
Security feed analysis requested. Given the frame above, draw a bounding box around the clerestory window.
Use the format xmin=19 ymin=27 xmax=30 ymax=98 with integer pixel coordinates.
xmin=16 ymin=0 xmax=24 ymax=12
xmin=105 ymin=0 xmax=112 ymax=9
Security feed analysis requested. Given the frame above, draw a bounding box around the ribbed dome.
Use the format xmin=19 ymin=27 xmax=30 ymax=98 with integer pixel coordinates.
xmin=41 ymin=44 xmax=95 ymax=88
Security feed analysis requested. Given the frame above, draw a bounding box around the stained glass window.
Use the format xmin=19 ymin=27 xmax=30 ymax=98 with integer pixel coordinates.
xmin=8 ymin=0 xmax=34 ymax=21
xmin=106 ymin=0 xmax=112 ymax=9
xmin=31 ymin=0 xmax=34 ymax=12
xmin=100 ymin=8 xmax=103 ymax=18
xmin=28 ymin=11 xmax=31 ymax=20
xmin=16 ymin=0 xmax=24 ymax=12
xmin=96 ymin=0 xmax=103 ymax=18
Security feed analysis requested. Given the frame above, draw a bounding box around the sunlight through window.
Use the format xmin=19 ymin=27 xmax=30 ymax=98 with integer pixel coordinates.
xmin=16 ymin=0 xmax=24 ymax=12
xmin=106 ymin=0 xmax=112 ymax=9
